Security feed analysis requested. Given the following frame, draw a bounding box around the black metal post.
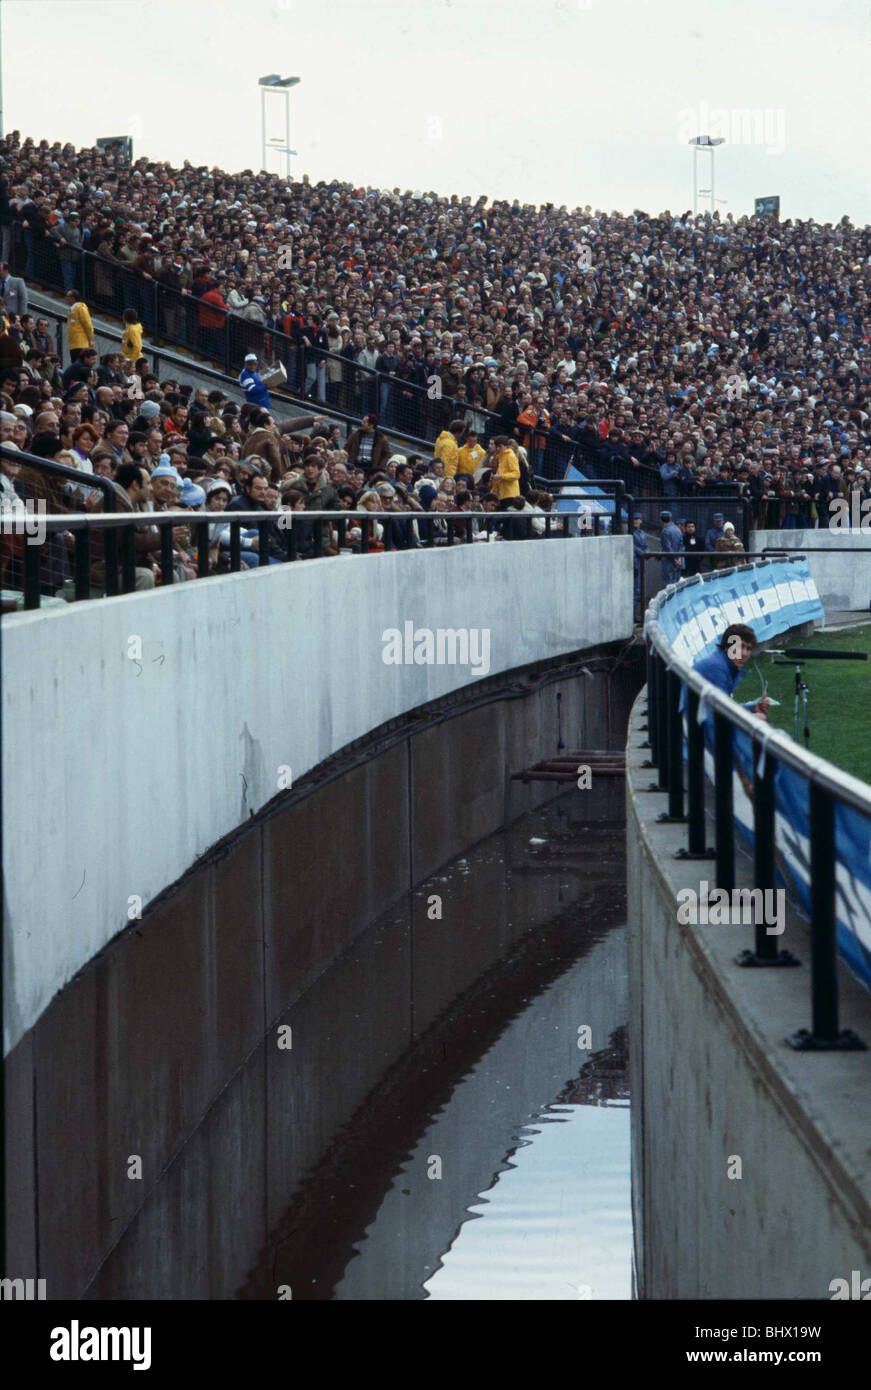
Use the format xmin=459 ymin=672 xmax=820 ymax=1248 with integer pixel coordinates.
xmin=713 ymin=712 xmax=734 ymax=893
xmin=312 ymin=518 xmax=323 ymax=558
xmin=160 ymin=522 xmax=174 ymax=584
xmin=751 ymin=754 xmax=777 ymax=960
xmin=615 ymin=480 xmax=625 ymax=533
xmin=74 ymin=528 xmax=90 ymax=601
xmin=196 ymin=522 xmax=210 ymax=578
xmin=647 ymin=646 xmax=659 ymax=763
xmin=810 ymin=786 xmax=838 ymax=1041
xmin=258 ymin=519 xmax=270 ymax=565
xmin=23 ymin=538 xmax=40 ymax=609
xmin=120 ymin=525 xmax=136 ymax=593
xmin=786 ymin=791 xmax=865 ymax=1047
xmin=104 ymin=525 xmax=120 ymax=597
xmin=683 ymin=689 xmax=710 ymax=857
xmin=657 ymin=657 xmax=668 ymax=791
xmin=735 ymin=749 xmax=798 ymax=967
xmin=152 ymin=280 xmax=160 ymax=347
xmin=666 ymin=671 xmax=684 ymax=819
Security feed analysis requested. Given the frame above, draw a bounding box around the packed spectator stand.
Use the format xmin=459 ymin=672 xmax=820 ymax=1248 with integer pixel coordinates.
xmin=2 ymin=129 xmax=870 ymax=605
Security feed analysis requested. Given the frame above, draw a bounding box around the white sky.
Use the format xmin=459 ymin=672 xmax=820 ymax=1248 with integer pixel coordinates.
xmin=5 ymin=0 xmax=871 ymax=224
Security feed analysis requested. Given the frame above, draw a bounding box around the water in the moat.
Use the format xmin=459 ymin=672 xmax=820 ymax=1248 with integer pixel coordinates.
xmin=241 ymin=782 xmax=630 ymax=1300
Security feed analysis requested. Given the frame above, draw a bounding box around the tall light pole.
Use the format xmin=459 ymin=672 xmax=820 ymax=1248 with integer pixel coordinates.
xmin=688 ymin=135 xmax=724 ymax=215
xmin=259 ymin=74 xmax=300 ymax=180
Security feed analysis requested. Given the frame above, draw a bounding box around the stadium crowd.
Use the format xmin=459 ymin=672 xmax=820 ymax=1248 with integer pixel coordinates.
xmin=1 ymin=128 xmax=871 ymax=569
xmin=0 ymin=325 xmax=559 ymax=595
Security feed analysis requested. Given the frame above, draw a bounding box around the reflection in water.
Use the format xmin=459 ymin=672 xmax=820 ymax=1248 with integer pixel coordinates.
xmin=423 ymin=1027 xmax=630 ymax=1301
xmin=426 ymin=1103 xmax=630 ymax=1301
xmin=242 ymin=787 xmax=628 ymax=1300
xmin=336 ymin=964 xmax=629 ymax=1302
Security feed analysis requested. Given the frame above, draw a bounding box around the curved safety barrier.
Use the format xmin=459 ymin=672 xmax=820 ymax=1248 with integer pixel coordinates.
xmin=645 ymin=556 xmax=871 ymax=1036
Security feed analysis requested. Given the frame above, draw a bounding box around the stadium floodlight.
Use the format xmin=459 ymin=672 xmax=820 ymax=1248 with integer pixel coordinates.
xmin=259 ymin=74 xmax=301 ymax=89
xmin=259 ymin=75 xmax=301 ymax=179
xmin=688 ymin=135 xmax=725 ymax=217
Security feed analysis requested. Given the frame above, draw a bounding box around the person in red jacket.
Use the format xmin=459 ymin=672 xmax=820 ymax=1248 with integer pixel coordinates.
xmin=197 ymin=277 xmax=228 ymax=361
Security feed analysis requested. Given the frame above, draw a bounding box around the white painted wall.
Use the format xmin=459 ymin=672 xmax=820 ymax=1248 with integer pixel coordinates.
xmin=3 ymin=536 xmax=632 ymax=1052
xmin=751 ymin=529 xmax=871 ymax=614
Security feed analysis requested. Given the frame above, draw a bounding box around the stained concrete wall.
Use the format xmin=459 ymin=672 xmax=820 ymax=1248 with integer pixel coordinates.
xmin=751 ymin=528 xmax=871 ymax=612
xmin=626 ymin=692 xmax=871 ymax=1299
xmin=5 ymin=650 xmax=641 ymax=1300
xmin=3 ymin=535 xmax=632 ymax=1055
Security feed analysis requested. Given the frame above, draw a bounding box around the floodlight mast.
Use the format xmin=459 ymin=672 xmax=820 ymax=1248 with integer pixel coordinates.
xmin=689 ymin=135 xmax=725 ymax=216
xmin=259 ymin=74 xmax=301 ymax=180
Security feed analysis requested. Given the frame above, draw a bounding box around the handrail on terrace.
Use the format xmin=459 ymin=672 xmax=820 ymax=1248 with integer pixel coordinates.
xmin=2 ymin=486 xmax=630 ymax=611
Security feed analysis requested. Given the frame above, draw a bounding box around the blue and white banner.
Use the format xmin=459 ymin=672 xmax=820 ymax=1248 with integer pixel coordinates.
xmin=658 ymin=560 xmax=871 ymax=996
xmin=657 ymin=558 xmax=824 ymax=661
xmin=555 ymin=464 xmax=623 ymax=531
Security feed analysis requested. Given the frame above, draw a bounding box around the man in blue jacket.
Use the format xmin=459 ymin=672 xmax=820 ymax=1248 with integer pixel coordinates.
xmin=693 ymin=623 xmax=770 ymax=718
xmin=239 ymin=353 xmax=271 ymax=410
xmin=632 ymin=513 xmax=648 ymax=610
xmin=704 ymin=511 xmax=726 ymax=552
xmin=660 ymin=509 xmax=684 ymax=586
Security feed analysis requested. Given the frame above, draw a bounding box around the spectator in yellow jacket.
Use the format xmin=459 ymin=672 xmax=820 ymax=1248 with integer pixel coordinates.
xmin=434 ymin=419 xmax=465 ymax=477
xmin=122 ymin=308 xmax=144 ymax=363
xmin=457 ymin=430 xmax=486 ymax=480
xmin=65 ymin=289 xmax=94 ymax=362
xmin=493 ymin=436 xmax=521 ymax=500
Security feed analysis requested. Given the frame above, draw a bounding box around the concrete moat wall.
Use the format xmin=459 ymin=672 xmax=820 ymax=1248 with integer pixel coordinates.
xmin=6 ymin=648 xmax=641 ymax=1299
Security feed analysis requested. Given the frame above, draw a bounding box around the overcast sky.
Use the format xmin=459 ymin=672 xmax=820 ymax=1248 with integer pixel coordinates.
xmin=5 ymin=0 xmax=871 ymax=224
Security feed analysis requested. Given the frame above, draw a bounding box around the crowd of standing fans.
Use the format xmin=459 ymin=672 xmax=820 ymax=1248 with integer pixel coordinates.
xmin=2 ymin=129 xmax=871 ymax=596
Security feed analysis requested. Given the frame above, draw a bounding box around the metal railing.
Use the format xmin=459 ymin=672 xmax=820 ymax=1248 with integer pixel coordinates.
xmin=10 ymin=228 xmax=691 ymax=492
xmin=642 ymin=557 xmax=869 ymax=1050
xmin=636 ymin=540 xmax=751 ymax=610
xmin=3 ymin=502 xmax=617 ymax=611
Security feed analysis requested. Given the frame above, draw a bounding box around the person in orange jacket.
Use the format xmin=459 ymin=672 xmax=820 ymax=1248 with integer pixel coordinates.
xmin=197 ymin=276 xmax=228 ymax=360
xmin=516 ymin=392 xmax=551 ymax=472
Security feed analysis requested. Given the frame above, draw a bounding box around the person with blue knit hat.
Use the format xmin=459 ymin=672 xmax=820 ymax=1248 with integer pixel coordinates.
xmin=150 ymin=460 xmax=183 ymax=510
xmin=179 ymin=480 xmax=206 ymax=509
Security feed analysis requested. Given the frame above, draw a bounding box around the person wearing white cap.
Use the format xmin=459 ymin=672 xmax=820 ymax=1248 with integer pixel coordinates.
xmin=205 ymin=476 xmax=257 ymax=569
xmin=239 ymin=353 xmax=271 ymax=411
